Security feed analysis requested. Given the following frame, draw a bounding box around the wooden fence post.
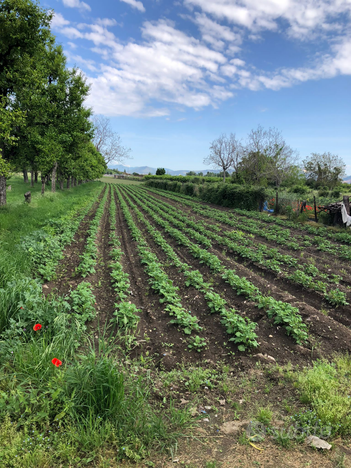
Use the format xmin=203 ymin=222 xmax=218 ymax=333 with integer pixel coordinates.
xmin=343 ymin=195 xmax=350 ymax=215
xmin=314 ymin=196 xmax=318 ymax=223
xmin=275 ymin=190 xmax=279 ymax=214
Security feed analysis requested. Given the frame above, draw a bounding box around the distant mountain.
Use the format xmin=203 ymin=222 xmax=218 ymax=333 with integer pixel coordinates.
xmin=344 ymin=176 xmax=351 ymax=182
xmin=108 ymin=164 xmax=226 ymax=176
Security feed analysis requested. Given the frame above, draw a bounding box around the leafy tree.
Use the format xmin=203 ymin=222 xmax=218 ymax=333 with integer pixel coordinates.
xmin=0 ymin=97 xmax=26 ymax=203
xmin=0 ymin=0 xmax=53 ymax=204
xmin=302 ymin=152 xmax=346 ymax=188
xmin=156 ymin=168 xmax=166 ymax=175
xmin=186 ymin=171 xmax=196 ymax=176
xmin=204 ymin=133 xmax=241 ymax=182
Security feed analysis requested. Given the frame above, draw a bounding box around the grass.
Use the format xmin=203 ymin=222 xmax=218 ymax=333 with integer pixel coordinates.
xmin=0 ymin=175 xmax=103 ymax=278
xmin=296 ymin=355 xmax=351 ymax=435
xmin=99 ymin=176 xmax=143 ymax=185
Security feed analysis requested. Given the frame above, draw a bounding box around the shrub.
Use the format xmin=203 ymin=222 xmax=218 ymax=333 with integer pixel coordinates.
xmin=146 ymin=180 xmax=267 ymax=211
xmin=330 ymin=189 xmax=341 ymax=198
xmin=290 ymin=185 xmax=309 ymax=195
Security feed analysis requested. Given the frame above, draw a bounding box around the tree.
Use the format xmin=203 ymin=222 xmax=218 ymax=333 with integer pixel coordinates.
xmin=0 ymin=0 xmax=53 ymax=204
xmin=239 ymin=126 xmax=297 ymax=187
xmin=156 ymin=168 xmax=166 ymax=175
xmin=92 ymin=115 xmax=131 ymax=166
xmin=302 ymin=152 xmax=345 ymax=188
xmin=204 ymin=133 xmax=241 ymax=182
xmin=0 ymin=98 xmax=26 ymax=204
xmin=186 ymin=171 xmax=196 ymax=176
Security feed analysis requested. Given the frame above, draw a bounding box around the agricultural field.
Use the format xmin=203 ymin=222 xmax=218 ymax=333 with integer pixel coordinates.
xmin=1 ymin=180 xmax=351 ymax=467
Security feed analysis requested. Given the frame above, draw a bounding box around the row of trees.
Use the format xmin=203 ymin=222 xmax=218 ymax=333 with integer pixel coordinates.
xmin=205 ymin=127 xmax=346 ymax=188
xmin=0 ymin=0 xmax=128 ymax=205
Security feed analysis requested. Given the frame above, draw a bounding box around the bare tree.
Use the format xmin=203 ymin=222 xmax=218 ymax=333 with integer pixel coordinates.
xmin=241 ymin=126 xmax=298 ymax=186
xmin=92 ymin=115 xmax=131 ymax=166
xmin=204 ymin=133 xmax=241 ymax=182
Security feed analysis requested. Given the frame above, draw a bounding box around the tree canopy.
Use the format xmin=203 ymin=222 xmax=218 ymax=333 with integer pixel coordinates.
xmin=0 ymin=0 xmax=108 ymax=205
xmin=303 ymin=152 xmax=346 ymax=188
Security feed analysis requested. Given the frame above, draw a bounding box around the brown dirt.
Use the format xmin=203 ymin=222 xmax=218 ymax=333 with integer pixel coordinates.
xmin=114 ymin=185 xmax=351 ymax=369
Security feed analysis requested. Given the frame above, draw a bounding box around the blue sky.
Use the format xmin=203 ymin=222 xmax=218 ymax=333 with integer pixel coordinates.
xmin=49 ymin=0 xmax=351 ymax=172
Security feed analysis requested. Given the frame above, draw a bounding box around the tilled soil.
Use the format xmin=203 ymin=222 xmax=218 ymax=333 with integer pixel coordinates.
xmin=44 ymin=183 xmax=351 ymax=372
xmin=115 ymin=185 xmax=351 ymax=368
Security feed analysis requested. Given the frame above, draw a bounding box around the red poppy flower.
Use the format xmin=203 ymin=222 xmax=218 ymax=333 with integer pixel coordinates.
xmin=51 ymin=358 xmax=62 ymax=367
xmin=33 ymin=323 xmax=42 ymax=331
xmin=20 ymin=307 xmax=23 ymax=310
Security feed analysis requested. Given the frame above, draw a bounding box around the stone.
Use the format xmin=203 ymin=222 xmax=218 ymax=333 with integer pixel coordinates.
xmin=220 ymin=420 xmax=250 ymax=435
xmin=306 ymin=436 xmax=332 ymax=450
xmin=180 ymin=399 xmax=189 ymax=405
xmin=219 ymin=399 xmax=226 ymax=406
xmin=253 ymin=353 xmax=276 ymax=363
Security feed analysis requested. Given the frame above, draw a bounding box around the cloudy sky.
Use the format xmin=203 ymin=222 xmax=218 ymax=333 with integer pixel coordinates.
xmin=49 ymin=0 xmax=351 ymax=171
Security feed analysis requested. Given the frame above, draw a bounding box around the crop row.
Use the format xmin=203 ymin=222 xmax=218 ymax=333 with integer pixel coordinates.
xmin=77 ymin=186 xmax=110 ymax=277
xmin=118 ymin=186 xmax=259 ymax=351
xmin=114 ymin=186 xmax=202 ymax=336
xmin=108 ymin=188 xmax=141 ymax=332
xmin=127 ymin=187 xmax=348 ymax=307
xmin=21 ymin=185 xmax=105 ymax=281
xmin=121 ymin=185 xmax=308 ymax=345
xmin=142 ymin=186 xmax=351 ymax=261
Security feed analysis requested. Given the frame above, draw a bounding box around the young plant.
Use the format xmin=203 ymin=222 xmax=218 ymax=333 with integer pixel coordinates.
xmin=188 ymin=335 xmax=207 ymax=352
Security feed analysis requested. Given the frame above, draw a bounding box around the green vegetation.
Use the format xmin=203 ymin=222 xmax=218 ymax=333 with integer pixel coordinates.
xmin=0 ymin=0 xmax=106 ymax=207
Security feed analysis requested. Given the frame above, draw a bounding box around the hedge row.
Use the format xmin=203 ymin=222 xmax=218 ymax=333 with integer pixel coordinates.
xmin=144 ymin=174 xmax=225 ymax=184
xmin=145 ymin=179 xmax=266 ymax=211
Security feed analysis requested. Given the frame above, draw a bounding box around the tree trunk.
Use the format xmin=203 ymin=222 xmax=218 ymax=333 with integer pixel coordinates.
xmin=67 ymin=177 xmax=70 ymax=189
xmin=51 ymin=161 xmax=57 ymax=193
xmin=23 ymin=169 xmax=28 ymax=183
xmin=35 ymin=172 xmax=38 ymax=183
xmin=31 ymin=171 xmax=34 ymax=187
xmin=41 ymin=176 xmax=46 ymax=195
xmin=60 ymin=179 xmax=64 ymax=190
xmin=0 ymin=176 xmax=6 ymax=206
xmin=74 ymin=177 xmax=77 ymax=187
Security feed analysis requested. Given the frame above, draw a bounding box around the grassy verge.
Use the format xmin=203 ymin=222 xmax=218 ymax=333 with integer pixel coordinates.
xmin=99 ymin=176 xmax=143 ymax=185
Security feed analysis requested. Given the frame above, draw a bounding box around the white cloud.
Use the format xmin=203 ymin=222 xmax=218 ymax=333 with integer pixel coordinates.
xmin=96 ymin=18 xmax=119 ymax=27
xmin=62 ymin=0 xmax=91 ymax=12
xmin=119 ymin=0 xmax=145 ymax=13
xmin=184 ymin=0 xmax=351 ymax=39
xmin=51 ymin=12 xmax=70 ymax=29
xmin=63 ymin=19 xmax=232 ymax=116
xmin=68 ymin=54 xmax=98 ymax=71
xmin=53 ymin=2 xmax=351 ymax=118
xmin=193 ymin=13 xmax=242 ymax=50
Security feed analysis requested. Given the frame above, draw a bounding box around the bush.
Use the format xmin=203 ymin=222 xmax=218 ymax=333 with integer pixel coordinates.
xmin=145 ymin=179 xmax=266 ymax=211
xmin=330 ymin=189 xmax=341 ymax=198
xmin=290 ymin=185 xmax=309 ymax=195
